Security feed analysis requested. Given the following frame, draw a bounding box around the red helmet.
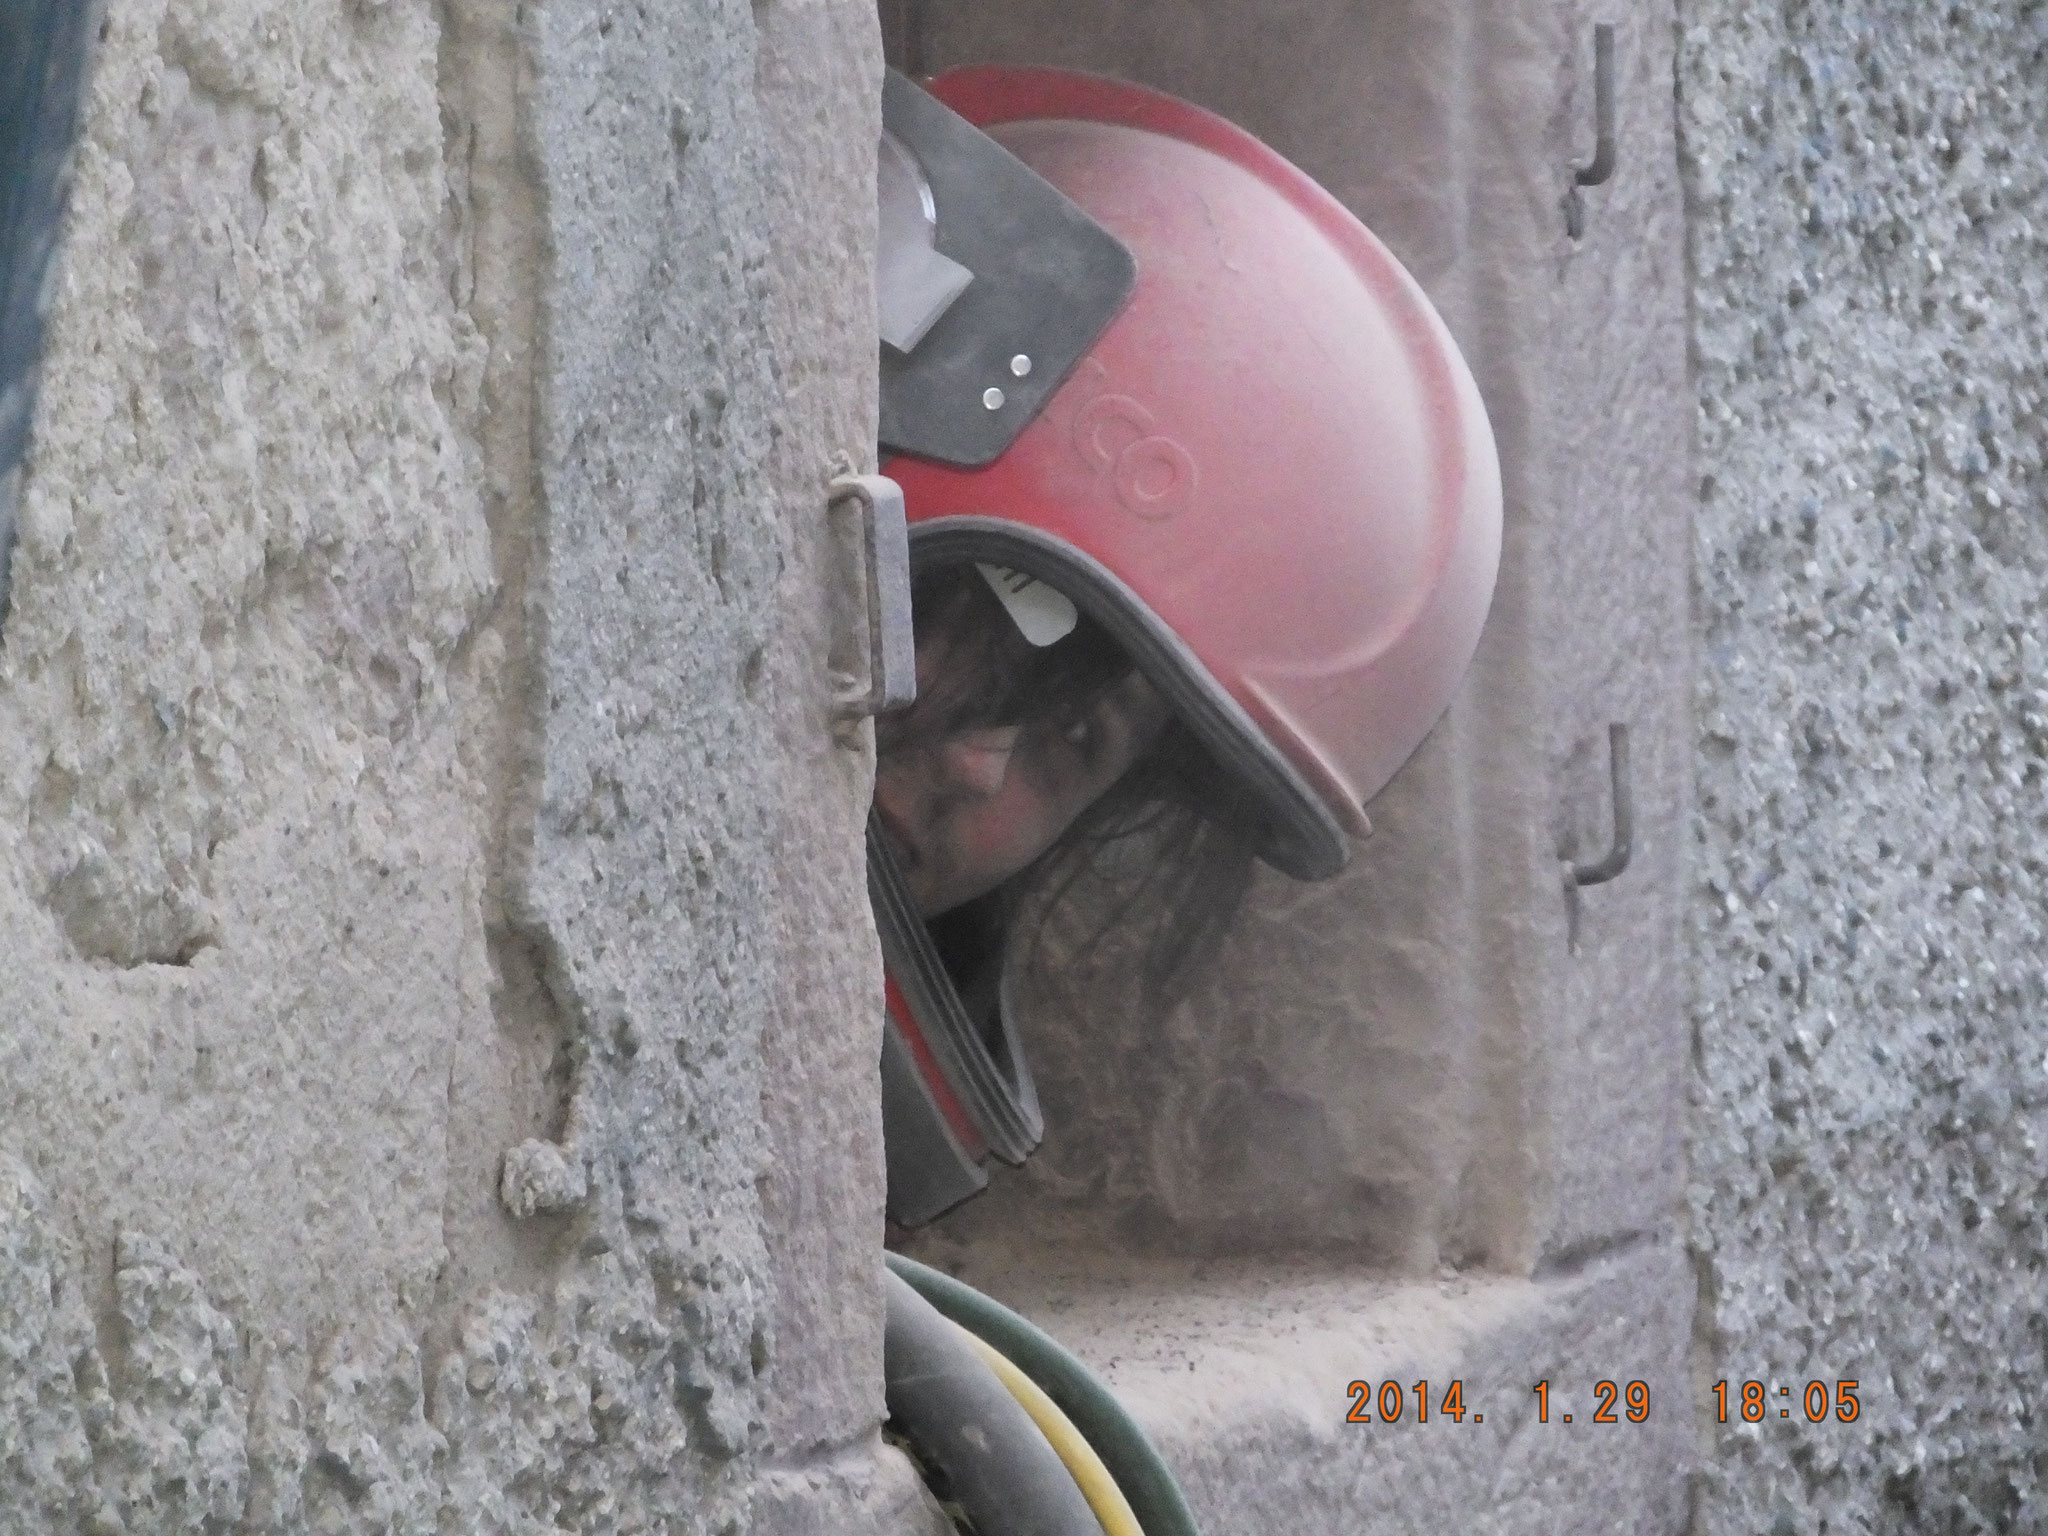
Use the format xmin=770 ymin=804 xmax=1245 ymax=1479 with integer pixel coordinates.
xmin=884 ymin=66 xmax=1502 ymax=881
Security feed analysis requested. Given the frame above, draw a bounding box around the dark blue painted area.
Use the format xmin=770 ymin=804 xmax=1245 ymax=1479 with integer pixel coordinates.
xmin=0 ymin=0 xmax=101 ymax=628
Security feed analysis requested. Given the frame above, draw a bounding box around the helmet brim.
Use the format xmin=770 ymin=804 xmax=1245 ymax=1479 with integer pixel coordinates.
xmin=908 ymin=516 xmax=1351 ymax=882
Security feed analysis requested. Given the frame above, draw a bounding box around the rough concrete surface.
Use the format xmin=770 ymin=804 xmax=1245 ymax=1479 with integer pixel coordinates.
xmin=748 ymin=0 xmax=950 ymax=1530
xmin=1679 ymin=3 xmax=2048 ymax=1531
xmin=908 ymin=1234 xmax=1693 ymax=1535
xmin=0 ymin=0 xmax=902 ymax=1530
xmin=749 ymin=0 xmax=891 ymax=1461
xmin=1537 ymin=0 xmax=1696 ymax=1275
xmin=2 ymin=9 xmax=497 ymax=1524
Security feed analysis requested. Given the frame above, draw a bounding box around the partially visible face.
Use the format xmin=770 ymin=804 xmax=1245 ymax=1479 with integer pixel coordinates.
xmin=872 ymin=635 xmax=1172 ymax=918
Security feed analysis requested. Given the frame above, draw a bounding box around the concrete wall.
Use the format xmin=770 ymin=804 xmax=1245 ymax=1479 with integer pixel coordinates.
xmin=9 ymin=0 xmax=2040 ymax=1530
xmin=1678 ymin=2 xmax=2048 ymax=1530
xmin=0 ymin=0 xmax=934 ymax=1530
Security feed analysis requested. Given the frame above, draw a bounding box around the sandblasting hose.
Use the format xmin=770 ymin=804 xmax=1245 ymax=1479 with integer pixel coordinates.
xmin=884 ymin=1268 xmax=1102 ymax=1536
xmin=886 ymin=1252 xmax=1203 ymax=1536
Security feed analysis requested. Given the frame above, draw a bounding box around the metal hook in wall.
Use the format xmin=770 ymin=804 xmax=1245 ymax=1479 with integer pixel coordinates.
xmin=1568 ymin=722 xmax=1633 ymax=888
xmin=1564 ymin=23 xmax=1617 ymax=240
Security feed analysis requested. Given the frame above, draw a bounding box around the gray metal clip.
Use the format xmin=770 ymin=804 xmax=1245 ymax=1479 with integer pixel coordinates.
xmin=1569 ymin=722 xmax=1633 ymax=888
xmin=1565 ymin=23 xmax=1617 ymax=240
xmin=829 ymin=473 xmax=917 ymax=718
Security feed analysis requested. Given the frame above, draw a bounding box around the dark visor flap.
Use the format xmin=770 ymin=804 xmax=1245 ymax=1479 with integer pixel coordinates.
xmin=879 ymin=69 xmax=1136 ymax=467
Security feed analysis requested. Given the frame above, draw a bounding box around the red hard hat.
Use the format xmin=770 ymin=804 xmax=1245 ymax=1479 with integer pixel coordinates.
xmin=884 ymin=67 xmax=1502 ymax=881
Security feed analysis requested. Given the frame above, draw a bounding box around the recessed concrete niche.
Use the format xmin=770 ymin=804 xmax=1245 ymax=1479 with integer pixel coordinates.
xmin=886 ymin=3 xmax=1698 ymax=1528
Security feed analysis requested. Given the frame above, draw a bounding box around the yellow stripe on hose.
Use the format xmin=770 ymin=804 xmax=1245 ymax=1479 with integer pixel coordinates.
xmin=950 ymin=1318 xmax=1146 ymax=1536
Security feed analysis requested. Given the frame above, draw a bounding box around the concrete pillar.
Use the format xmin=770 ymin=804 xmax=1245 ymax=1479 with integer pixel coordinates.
xmin=0 ymin=0 xmax=933 ymax=1529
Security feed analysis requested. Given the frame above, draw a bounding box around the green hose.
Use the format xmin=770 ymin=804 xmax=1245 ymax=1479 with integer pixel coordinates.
xmin=886 ymin=1252 xmax=1203 ymax=1536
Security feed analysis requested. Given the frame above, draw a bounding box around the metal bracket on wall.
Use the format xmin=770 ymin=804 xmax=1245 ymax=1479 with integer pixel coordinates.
xmin=1568 ymin=722 xmax=1634 ymax=888
xmin=1564 ymin=23 xmax=1617 ymax=241
xmin=828 ymin=473 xmax=918 ymax=718
xmin=0 ymin=0 xmax=104 ymax=633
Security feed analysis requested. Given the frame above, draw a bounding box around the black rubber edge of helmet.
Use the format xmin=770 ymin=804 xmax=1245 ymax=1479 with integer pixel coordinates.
xmin=907 ymin=517 xmax=1349 ymax=883
xmin=868 ymin=820 xmax=1043 ymax=1163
